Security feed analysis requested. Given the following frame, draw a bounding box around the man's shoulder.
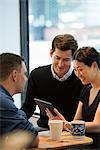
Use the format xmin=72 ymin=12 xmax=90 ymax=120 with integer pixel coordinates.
xmin=0 ymin=93 xmax=14 ymax=108
xmin=69 ymin=71 xmax=81 ymax=81
xmin=68 ymin=71 xmax=83 ymax=87
xmin=30 ymin=64 xmax=51 ymax=75
xmin=0 ymin=89 xmax=8 ymax=101
xmin=0 ymin=88 xmax=14 ymax=108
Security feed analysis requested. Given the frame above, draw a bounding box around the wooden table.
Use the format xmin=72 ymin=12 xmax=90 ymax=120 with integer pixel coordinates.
xmin=30 ymin=130 xmax=93 ymax=150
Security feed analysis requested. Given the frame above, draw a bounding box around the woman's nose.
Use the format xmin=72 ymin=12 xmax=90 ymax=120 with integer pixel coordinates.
xmin=77 ymin=71 xmax=83 ymax=78
xmin=75 ymin=70 xmax=80 ymax=78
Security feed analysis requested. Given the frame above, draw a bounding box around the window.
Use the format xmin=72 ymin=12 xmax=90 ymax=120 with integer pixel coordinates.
xmin=29 ymin=0 xmax=100 ymax=72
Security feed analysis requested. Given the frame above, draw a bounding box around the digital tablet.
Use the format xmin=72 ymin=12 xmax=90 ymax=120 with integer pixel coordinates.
xmin=34 ymin=98 xmax=57 ymax=116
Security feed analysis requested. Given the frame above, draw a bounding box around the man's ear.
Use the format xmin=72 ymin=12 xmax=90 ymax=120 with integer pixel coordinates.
xmin=50 ymin=49 xmax=53 ymax=57
xmin=12 ymin=70 xmax=18 ymax=82
xmin=92 ymin=61 xmax=97 ymax=68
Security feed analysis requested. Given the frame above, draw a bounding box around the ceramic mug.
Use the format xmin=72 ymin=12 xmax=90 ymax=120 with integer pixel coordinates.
xmin=65 ymin=120 xmax=85 ymax=138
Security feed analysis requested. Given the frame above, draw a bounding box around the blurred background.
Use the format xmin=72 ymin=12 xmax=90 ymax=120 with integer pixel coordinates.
xmin=29 ymin=0 xmax=100 ymax=71
xmin=0 ymin=0 xmax=100 ymax=108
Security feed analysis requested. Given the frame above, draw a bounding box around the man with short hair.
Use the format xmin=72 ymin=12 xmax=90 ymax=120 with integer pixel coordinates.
xmin=22 ymin=34 xmax=84 ymax=129
xmin=0 ymin=53 xmax=39 ymax=147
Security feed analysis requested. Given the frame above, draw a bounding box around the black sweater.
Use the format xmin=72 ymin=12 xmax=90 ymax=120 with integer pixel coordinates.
xmin=21 ymin=65 xmax=83 ymax=128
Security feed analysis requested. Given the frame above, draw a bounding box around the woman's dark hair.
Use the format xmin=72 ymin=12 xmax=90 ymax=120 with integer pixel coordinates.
xmin=73 ymin=46 xmax=100 ymax=69
xmin=52 ymin=34 xmax=78 ymax=55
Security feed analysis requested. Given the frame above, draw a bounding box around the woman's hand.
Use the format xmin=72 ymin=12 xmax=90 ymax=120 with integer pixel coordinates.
xmin=46 ymin=108 xmax=69 ymax=130
xmin=46 ymin=108 xmax=57 ymax=120
xmin=46 ymin=108 xmax=66 ymax=121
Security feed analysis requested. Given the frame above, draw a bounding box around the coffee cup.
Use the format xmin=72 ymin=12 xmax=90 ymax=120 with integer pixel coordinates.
xmin=65 ymin=120 xmax=85 ymax=138
xmin=49 ymin=120 xmax=63 ymax=140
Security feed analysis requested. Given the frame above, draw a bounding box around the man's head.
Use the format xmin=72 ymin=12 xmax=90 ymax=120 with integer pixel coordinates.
xmin=50 ymin=34 xmax=78 ymax=77
xmin=51 ymin=34 xmax=78 ymax=54
xmin=0 ymin=53 xmax=27 ymax=95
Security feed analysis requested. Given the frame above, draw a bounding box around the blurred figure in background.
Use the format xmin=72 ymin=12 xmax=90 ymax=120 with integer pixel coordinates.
xmin=21 ymin=34 xmax=83 ymax=130
xmin=0 ymin=53 xmax=39 ymax=147
xmin=0 ymin=130 xmax=33 ymax=150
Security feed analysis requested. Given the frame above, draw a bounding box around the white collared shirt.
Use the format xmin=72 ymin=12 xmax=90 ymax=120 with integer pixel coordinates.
xmin=51 ymin=63 xmax=73 ymax=82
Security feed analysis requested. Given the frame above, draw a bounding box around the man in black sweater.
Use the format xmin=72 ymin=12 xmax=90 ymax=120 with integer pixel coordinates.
xmin=21 ymin=34 xmax=83 ymax=129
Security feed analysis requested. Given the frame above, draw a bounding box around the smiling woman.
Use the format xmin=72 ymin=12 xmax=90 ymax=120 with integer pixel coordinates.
xmin=72 ymin=47 xmax=100 ymax=148
xmin=46 ymin=47 xmax=100 ymax=149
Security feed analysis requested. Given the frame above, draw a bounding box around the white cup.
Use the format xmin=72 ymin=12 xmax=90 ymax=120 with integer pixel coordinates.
xmin=49 ymin=120 xmax=63 ymax=140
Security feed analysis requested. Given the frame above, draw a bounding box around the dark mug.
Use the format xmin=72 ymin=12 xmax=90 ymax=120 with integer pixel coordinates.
xmin=65 ymin=120 xmax=85 ymax=138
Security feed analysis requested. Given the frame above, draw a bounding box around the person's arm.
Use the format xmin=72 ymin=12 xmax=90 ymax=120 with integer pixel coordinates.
xmin=74 ymin=101 xmax=100 ymax=132
xmin=85 ymin=103 xmax=100 ymax=133
xmin=73 ymin=101 xmax=83 ymax=120
xmin=1 ymin=96 xmax=39 ymax=147
xmin=63 ymin=101 xmax=83 ymax=131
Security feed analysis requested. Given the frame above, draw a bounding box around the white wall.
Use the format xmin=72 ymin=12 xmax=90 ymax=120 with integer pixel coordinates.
xmin=0 ymin=0 xmax=21 ymax=108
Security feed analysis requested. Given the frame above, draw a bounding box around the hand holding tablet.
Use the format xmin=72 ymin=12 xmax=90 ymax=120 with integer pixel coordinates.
xmin=34 ymin=98 xmax=57 ymax=116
